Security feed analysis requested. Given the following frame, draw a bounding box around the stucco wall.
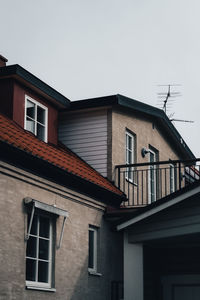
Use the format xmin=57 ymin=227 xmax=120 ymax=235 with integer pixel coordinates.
xmin=111 ymin=107 xmax=181 ymax=177
xmin=0 ymin=161 xmax=123 ymax=300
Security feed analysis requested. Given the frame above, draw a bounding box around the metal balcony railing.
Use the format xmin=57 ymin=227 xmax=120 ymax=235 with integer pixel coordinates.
xmin=115 ymin=158 xmax=200 ymax=207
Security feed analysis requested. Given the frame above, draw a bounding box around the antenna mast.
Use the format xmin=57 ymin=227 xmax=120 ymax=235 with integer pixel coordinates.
xmin=157 ymin=84 xmax=181 ymax=114
xmin=157 ymin=84 xmax=194 ymax=124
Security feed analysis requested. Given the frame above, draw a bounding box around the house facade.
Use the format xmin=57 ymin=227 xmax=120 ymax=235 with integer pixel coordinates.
xmin=1 ymin=55 xmax=200 ymax=300
xmin=59 ymin=95 xmax=195 ymax=206
xmin=0 ymin=57 xmax=125 ymax=300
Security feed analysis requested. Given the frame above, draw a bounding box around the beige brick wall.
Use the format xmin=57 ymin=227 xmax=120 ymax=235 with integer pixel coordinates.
xmin=0 ymin=162 xmax=123 ymax=300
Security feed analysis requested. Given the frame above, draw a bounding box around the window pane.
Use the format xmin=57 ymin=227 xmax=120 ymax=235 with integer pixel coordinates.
xmin=37 ymin=123 xmax=45 ymax=141
xmin=38 ymin=261 xmax=49 ymax=283
xmin=126 ymin=150 xmax=128 ymax=163
xmin=128 ymin=136 xmax=132 ymax=150
xmin=128 ymin=150 xmax=132 ymax=164
xmin=26 ymin=117 xmax=35 ymax=134
xmin=26 ymin=100 xmax=35 ymax=119
xmin=26 ymin=236 xmax=37 ymax=258
xmin=39 ymin=216 xmax=50 ymax=238
xmin=88 ymin=230 xmax=94 ymax=268
xmin=150 ymin=152 xmax=155 ymax=163
xmin=37 ymin=106 xmax=45 ymax=125
xmin=39 ymin=238 xmax=49 ymax=260
xmin=26 ymin=259 xmax=36 ymax=281
xmin=170 ymin=166 xmax=175 ymax=192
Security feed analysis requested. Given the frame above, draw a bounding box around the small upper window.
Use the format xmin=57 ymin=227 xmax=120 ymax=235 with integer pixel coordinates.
xmin=25 ymin=96 xmax=48 ymax=142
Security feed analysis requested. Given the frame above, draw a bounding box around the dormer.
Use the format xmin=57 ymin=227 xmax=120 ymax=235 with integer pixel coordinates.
xmin=0 ymin=56 xmax=70 ymax=145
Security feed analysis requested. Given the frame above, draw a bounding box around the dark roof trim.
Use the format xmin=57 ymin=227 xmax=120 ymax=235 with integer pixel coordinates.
xmin=0 ymin=64 xmax=70 ymax=108
xmin=68 ymin=94 xmax=195 ymax=159
xmin=116 ymin=180 xmax=200 ymax=230
xmin=0 ymin=140 xmax=125 ymax=207
xmin=0 ymin=55 xmax=8 ymax=63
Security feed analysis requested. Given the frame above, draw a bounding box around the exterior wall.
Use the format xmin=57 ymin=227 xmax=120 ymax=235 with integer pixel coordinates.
xmin=0 ymin=78 xmax=14 ymax=118
xmin=111 ymin=107 xmax=183 ymax=205
xmin=13 ymin=81 xmax=58 ymax=145
xmin=0 ymin=161 xmax=123 ymax=300
xmin=59 ymin=109 xmax=108 ymax=177
xmin=124 ymin=233 xmax=143 ymax=300
xmin=111 ymin=107 xmax=181 ymax=177
xmin=0 ymin=79 xmax=58 ymax=145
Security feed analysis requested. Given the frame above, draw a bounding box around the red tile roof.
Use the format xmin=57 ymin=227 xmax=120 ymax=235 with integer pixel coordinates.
xmin=0 ymin=113 xmax=123 ymax=196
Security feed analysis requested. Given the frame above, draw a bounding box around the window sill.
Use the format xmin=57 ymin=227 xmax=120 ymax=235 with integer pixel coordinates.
xmin=88 ymin=270 xmax=102 ymax=277
xmin=26 ymin=286 xmax=56 ymax=292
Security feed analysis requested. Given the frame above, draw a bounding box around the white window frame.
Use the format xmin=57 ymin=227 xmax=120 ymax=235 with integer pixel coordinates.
xmin=88 ymin=226 xmax=98 ymax=273
xmin=169 ymin=163 xmax=175 ymax=193
xmin=125 ymin=130 xmax=135 ymax=182
xmin=148 ymin=148 xmax=157 ymax=203
xmin=24 ymin=95 xmax=48 ymax=142
xmin=26 ymin=214 xmax=53 ymax=289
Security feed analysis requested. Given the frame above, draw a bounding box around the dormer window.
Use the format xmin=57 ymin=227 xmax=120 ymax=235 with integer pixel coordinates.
xmin=25 ymin=96 xmax=48 ymax=142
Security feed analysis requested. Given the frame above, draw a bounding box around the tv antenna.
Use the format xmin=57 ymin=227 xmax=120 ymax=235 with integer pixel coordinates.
xmin=157 ymin=84 xmax=194 ymax=124
xmin=157 ymin=84 xmax=181 ymax=114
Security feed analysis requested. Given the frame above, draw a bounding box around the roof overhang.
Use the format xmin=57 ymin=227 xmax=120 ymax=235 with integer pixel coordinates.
xmin=0 ymin=64 xmax=70 ymax=109
xmin=0 ymin=140 xmax=125 ymax=208
xmin=67 ymin=94 xmax=195 ymax=159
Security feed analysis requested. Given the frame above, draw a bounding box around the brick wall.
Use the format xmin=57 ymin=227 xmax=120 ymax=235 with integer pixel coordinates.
xmin=0 ymin=162 xmax=123 ymax=300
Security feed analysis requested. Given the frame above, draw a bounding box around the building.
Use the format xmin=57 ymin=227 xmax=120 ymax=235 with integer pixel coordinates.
xmin=116 ymin=178 xmax=200 ymax=300
xmin=0 ymin=55 xmax=200 ymax=300
xmin=58 ymin=86 xmax=200 ymax=300
xmin=0 ymin=56 xmax=125 ymax=300
xmin=58 ymin=94 xmax=195 ymax=206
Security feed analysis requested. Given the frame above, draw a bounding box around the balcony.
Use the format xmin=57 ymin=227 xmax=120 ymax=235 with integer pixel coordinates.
xmin=115 ymin=158 xmax=200 ymax=208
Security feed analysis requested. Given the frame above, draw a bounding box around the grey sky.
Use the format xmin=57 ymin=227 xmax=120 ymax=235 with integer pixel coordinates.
xmin=1 ymin=0 xmax=200 ymax=157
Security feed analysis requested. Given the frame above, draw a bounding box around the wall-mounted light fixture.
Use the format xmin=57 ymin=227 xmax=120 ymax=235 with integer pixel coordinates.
xmin=141 ymin=147 xmax=150 ymax=158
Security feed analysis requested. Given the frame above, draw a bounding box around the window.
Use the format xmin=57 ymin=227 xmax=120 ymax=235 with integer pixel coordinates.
xmin=125 ymin=130 xmax=135 ymax=181
xmin=25 ymin=96 xmax=48 ymax=142
xmin=170 ymin=164 xmax=175 ymax=193
xmin=24 ymin=198 xmax=68 ymax=291
xmin=26 ymin=213 xmax=53 ymax=289
xmin=148 ymin=147 xmax=158 ymax=203
xmin=88 ymin=226 xmax=98 ymax=273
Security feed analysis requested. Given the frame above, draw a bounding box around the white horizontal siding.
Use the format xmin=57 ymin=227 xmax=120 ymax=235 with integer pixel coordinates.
xmin=59 ymin=109 xmax=108 ymax=177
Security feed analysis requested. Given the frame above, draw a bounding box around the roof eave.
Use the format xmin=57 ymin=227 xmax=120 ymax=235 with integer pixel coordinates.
xmin=0 ymin=64 xmax=70 ymax=109
xmin=0 ymin=140 xmax=125 ymax=208
xmin=116 ymin=181 xmax=200 ymax=231
xmin=65 ymin=94 xmax=195 ymax=159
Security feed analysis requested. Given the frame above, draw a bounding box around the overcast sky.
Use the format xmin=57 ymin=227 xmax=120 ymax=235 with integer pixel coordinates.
xmin=1 ymin=0 xmax=200 ymax=157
